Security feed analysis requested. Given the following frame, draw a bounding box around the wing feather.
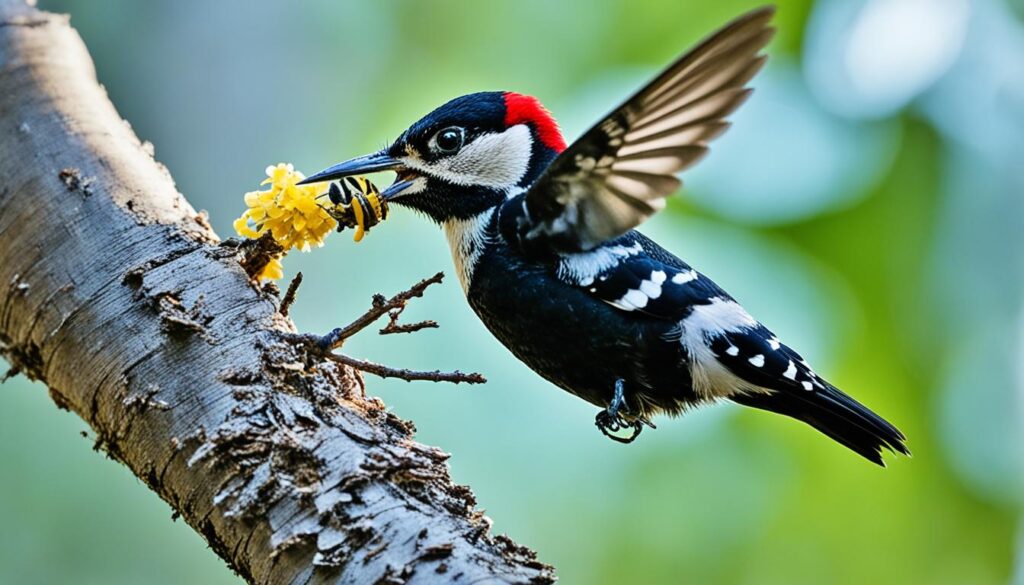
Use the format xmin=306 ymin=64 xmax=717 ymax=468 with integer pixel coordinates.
xmin=617 ymin=121 xmax=729 ymax=155
xmin=630 ymin=87 xmax=753 ymax=139
xmin=612 ymin=146 xmax=707 ymax=174
xmin=515 ymin=6 xmax=775 ymax=252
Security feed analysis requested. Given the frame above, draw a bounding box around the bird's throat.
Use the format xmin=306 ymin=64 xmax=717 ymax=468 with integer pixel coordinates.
xmin=442 ymin=209 xmax=493 ymax=295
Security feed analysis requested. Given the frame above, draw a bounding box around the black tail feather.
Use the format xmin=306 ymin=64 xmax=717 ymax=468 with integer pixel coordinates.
xmin=731 ymin=384 xmax=909 ymax=466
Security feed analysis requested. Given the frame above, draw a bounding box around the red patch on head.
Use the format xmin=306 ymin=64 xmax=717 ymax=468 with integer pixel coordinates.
xmin=503 ymin=92 xmax=567 ymax=153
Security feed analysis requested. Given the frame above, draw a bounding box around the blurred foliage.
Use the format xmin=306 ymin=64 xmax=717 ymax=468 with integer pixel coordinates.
xmin=1 ymin=1 xmax=1020 ymax=584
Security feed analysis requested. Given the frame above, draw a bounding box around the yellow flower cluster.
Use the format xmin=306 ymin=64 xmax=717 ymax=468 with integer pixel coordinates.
xmin=233 ymin=163 xmax=336 ymax=280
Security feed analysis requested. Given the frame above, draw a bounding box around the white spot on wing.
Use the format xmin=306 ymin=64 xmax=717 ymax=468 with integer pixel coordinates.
xmin=748 ymin=354 xmax=765 ymax=367
xmin=768 ymin=337 xmax=781 ymax=350
xmin=783 ymin=361 xmax=797 ymax=380
xmin=802 ymin=381 xmax=814 ymax=391
xmin=619 ymin=289 xmax=649 ymax=310
xmin=672 ymin=270 xmax=698 ymax=284
xmin=726 ymin=345 xmax=739 ymax=356
xmin=638 ymin=278 xmax=662 ymax=299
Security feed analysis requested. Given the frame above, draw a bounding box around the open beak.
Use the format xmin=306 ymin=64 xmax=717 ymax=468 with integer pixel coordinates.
xmin=298 ymin=151 xmax=404 ymax=185
xmin=298 ymin=150 xmax=417 ymax=200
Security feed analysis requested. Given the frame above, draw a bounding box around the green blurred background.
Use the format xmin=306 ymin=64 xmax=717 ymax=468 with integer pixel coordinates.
xmin=2 ymin=0 xmax=1022 ymax=583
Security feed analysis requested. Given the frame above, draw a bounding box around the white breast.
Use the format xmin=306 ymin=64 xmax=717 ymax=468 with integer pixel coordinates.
xmin=442 ymin=210 xmax=493 ymax=294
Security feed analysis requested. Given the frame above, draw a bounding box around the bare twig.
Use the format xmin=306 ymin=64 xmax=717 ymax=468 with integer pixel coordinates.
xmin=324 ymin=353 xmax=486 ymax=385
xmin=282 ymin=272 xmax=485 ymax=385
xmin=379 ymin=310 xmax=438 ymax=335
xmin=318 ymin=272 xmax=444 ymax=350
xmin=279 ymin=271 xmax=302 ymax=317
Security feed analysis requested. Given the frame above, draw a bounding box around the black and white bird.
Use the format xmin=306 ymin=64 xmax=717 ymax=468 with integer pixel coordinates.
xmin=301 ymin=7 xmax=909 ymax=465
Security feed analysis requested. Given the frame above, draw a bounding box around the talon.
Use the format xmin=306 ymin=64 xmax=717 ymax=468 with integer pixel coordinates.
xmin=596 ymin=415 xmax=643 ymax=444
xmin=594 ymin=379 xmax=646 ymax=443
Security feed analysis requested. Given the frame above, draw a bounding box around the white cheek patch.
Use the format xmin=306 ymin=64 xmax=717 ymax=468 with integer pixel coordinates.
xmin=406 ymin=125 xmax=533 ymax=189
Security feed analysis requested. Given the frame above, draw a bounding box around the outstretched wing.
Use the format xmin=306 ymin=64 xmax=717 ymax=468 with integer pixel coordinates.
xmin=517 ymin=6 xmax=775 ymax=252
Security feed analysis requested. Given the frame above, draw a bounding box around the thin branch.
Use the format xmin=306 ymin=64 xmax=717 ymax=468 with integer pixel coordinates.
xmin=318 ymin=272 xmax=444 ymax=350
xmin=282 ymin=272 xmax=485 ymax=385
xmin=324 ymin=353 xmax=487 ymax=385
xmin=379 ymin=310 xmax=438 ymax=335
xmin=279 ymin=271 xmax=302 ymax=317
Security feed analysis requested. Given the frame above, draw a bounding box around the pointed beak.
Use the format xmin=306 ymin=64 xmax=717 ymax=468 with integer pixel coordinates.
xmin=297 ymin=151 xmax=405 ymax=185
xmin=379 ymin=179 xmax=416 ymax=200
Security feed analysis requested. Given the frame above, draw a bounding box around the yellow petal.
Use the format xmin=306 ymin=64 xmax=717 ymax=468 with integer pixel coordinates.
xmin=233 ymin=217 xmax=252 ymax=237
xmin=271 ymin=222 xmax=291 ymax=240
xmin=259 ymin=257 xmax=284 ymax=280
xmin=296 ymin=196 xmax=319 ymax=214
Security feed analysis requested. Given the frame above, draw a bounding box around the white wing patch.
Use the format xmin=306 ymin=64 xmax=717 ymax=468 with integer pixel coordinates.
xmin=678 ymin=297 xmax=769 ymax=400
xmin=609 ymin=268 xmax=670 ymax=312
xmin=617 ymin=289 xmax=650 ymax=310
xmin=556 ymin=242 xmax=643 ymax=286
xmin=672 ymin=269 xmax=698 ymax=284
xmin=638 ymin=270 xmax=666 ymax=298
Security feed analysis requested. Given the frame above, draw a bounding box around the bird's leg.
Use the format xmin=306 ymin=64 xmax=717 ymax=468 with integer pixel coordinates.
xmin=595 ymin=379 xmax=646 ymax=444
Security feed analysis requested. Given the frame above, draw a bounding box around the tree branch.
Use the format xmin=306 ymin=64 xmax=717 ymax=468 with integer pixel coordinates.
xmin=284 ymin=273 xmax=484 ymax=385
xmin=279 ymin=272 xmax=302 ymax=318
xmin=324 ymin=353 xmax=487 ymax=385
xmin=317 ymin=272 xmax=445 ymax=350
xmin=0 ymin=2 xmax=554 ymax=584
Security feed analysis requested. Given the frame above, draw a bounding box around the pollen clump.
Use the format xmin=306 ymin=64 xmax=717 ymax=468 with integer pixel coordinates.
xmin=233 ymin=163 xmax=336 ymax=280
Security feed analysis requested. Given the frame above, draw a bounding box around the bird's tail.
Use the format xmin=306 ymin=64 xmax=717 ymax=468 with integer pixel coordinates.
xmin=731 ymin=383 xmax=910 ymax=466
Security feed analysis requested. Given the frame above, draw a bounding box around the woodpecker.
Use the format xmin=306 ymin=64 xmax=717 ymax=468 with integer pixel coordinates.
xmin=301 ymin=6 xmax=909 ymax=465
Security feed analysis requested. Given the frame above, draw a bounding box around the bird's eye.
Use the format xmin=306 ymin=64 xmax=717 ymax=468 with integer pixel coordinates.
xmin=434 ymin=127 xmax=465 ymax=154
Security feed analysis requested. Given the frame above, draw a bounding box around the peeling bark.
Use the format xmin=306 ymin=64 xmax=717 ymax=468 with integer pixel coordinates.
xmin=0 ymin=1 xmax=555 ymax=583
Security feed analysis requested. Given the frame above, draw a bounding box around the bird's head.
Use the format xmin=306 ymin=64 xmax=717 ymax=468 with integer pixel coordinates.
xmin=300 ymin=91 xmax=566 ymax=223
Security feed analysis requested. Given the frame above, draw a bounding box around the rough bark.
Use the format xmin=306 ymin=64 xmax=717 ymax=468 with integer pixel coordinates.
xmin=0 ymin=2 xmax=555 ymax=584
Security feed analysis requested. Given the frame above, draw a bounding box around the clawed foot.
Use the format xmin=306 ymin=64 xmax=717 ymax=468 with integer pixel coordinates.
xmin=595 ymin=379 xmax=655 ymax=444
xmin=595 ymin=410 xmax=644 ymax=443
